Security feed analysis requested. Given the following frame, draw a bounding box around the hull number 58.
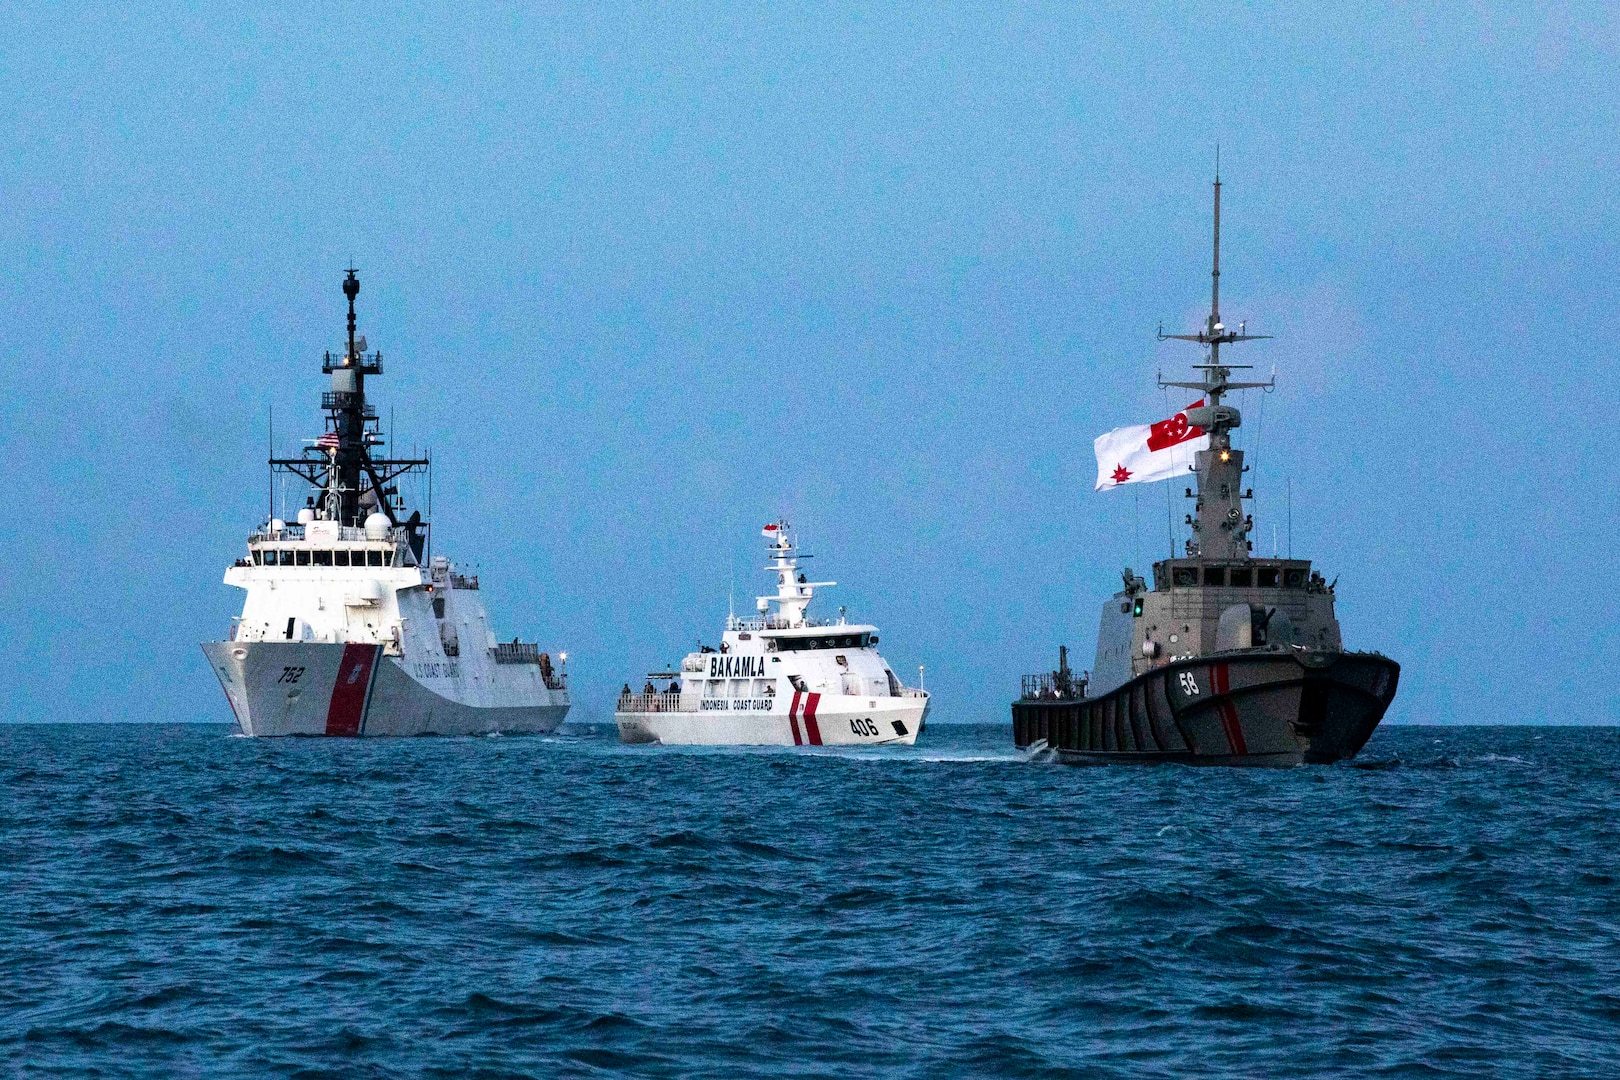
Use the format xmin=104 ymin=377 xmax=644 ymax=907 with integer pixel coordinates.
xmin=1179 ymin=671 xmax=1200 ymax=696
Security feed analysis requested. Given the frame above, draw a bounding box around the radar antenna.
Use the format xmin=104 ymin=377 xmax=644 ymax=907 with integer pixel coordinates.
xmin=1156 ymin=171 xmax=1275 ymax=409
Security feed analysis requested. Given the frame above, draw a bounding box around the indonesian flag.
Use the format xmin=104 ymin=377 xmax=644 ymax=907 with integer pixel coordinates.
xmin=762 ymin=523 xmax=780 ymax=537
xmin=1093 ymin=400 xmax=1207 ymax=490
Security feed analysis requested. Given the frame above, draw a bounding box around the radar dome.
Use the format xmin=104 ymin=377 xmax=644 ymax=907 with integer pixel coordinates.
xmin=364 ymin=512 xmax=391 ymax=540
xmin=297 ymin=508 xmax=315 ymax=525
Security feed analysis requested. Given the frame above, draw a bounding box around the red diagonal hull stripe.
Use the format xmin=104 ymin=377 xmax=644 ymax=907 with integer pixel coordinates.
xmin=788 ymin=690 xmax=803 ymax=745
xmin=1210 ymin=662 xmax=1247 ymax=755
xmin=804 ymin=693 xmax=822 ymax=745
xmin=326 ymin=644 xmax=379 ymax=737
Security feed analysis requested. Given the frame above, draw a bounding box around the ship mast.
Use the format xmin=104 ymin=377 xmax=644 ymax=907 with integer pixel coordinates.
xmin=754 ymin=520 xmax=834 ymax=629
xmin=1157 ymin=172 xmax=1274 ymax=560
xmin=270 ymin=269 xmax=433 ymax=561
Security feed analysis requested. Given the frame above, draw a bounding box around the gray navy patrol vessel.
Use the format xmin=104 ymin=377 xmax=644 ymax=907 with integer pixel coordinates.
xmin=1011 ymin=178 xmax=1399 ymax=765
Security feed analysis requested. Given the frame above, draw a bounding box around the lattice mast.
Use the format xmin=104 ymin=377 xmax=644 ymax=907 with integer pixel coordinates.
xmin=270 ymin=270 xmax=432 ymax=560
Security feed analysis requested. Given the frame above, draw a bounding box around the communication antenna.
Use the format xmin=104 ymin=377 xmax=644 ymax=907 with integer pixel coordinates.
xmin=1287 ymin=477 xmax=1293 ymax=558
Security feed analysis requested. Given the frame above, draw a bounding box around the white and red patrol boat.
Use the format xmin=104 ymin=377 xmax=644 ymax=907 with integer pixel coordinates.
xmin=615 ymin=521 xmax=929 ymax=746
xmin=200 ymin=269 xmax=571 ymax=736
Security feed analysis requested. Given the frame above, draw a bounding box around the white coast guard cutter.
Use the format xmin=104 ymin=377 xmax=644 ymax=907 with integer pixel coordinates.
xmin=615 ymin=521 xmax=928 ymax=746
xmin=200 ymin=270 xmax=570 ymax=736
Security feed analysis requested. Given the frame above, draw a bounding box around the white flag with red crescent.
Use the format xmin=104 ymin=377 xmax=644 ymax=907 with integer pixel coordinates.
xmin=1093 ymin=400 xmax=1208 ymax=490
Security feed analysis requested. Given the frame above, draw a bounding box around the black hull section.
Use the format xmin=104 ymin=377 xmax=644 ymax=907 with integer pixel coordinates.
xmin=1011 ymin=651 xmax=1399 ymax=767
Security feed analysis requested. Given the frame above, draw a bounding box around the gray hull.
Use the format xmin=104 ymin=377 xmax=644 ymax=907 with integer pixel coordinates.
xmin=1011 ymin=650 xmax=1398 ymax=767
xmin=202 ymin=641 xmax=569 ymax=737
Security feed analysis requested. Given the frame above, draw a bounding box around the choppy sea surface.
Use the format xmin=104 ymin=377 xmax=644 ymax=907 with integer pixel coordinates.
xmin=3 ymin=723 xmax=1618 ymax=1078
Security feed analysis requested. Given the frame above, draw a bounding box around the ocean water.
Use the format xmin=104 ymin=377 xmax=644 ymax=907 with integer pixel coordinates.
xmin=3 ymin=723 xmax=1618 ymax=1079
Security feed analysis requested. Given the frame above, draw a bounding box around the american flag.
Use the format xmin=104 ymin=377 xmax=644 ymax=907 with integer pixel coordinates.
xmin=316 ymin=432 xmax=340 ymax=450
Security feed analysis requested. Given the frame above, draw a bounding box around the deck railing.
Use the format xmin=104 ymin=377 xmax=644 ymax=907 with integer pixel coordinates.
xmin=490 ymin=642 xmax=565 ymax=689
xmin=321 ymin=391 xmax=377 ymax=417
xmin=1021 ymin=673 xmax=1084 ymax=701
xmin=617 ymin=692 xmax=684 ymax=713
xmin=247 ymin=524 xmax=402 ymax=544
xmin=724 ymin=614 xmax=844 ymax=631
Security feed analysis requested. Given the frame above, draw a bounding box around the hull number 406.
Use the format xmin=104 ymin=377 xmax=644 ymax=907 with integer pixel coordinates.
xmin=849 ymin=718 xmax=880 ymax=737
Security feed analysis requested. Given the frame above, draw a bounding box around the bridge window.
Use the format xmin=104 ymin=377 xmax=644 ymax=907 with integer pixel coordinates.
xmin=252 ymin=550 xmax=263 ymax=565
xmin=773 ymin=633 xmax=870 ymax=652
xmin=296 ymin=550 xmax=311 ymax=566
xmin=383 ymin=551 xmax=394 ymax=567
xmin=313 ymin=550 xmax=333 ymax=566
xmin=1204 ymin=567 xmax=1226 ymax=587
xmin=1284 ymin=568 xmax=1307 ymax=588
xmin=334 ymin=550 xmax=350 ymax=567
xmin=1257 ymin=567 xmax=1279 ymax=587
xmin=1230 ymin=567 xmax=1252 ymax=587
xmin=1172 ymin=567 xmax=1198 ymax=587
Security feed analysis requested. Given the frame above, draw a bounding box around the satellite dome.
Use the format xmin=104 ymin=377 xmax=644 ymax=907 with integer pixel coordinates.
xmin=364 ymin=512 xmax=391 ymax=540
xmin=297 ymin=508 xmax=315 ymax=525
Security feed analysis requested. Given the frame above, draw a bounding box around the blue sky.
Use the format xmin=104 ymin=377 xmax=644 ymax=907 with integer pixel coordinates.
xmin=1 ymin=4 xmax=1615 ymax=724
